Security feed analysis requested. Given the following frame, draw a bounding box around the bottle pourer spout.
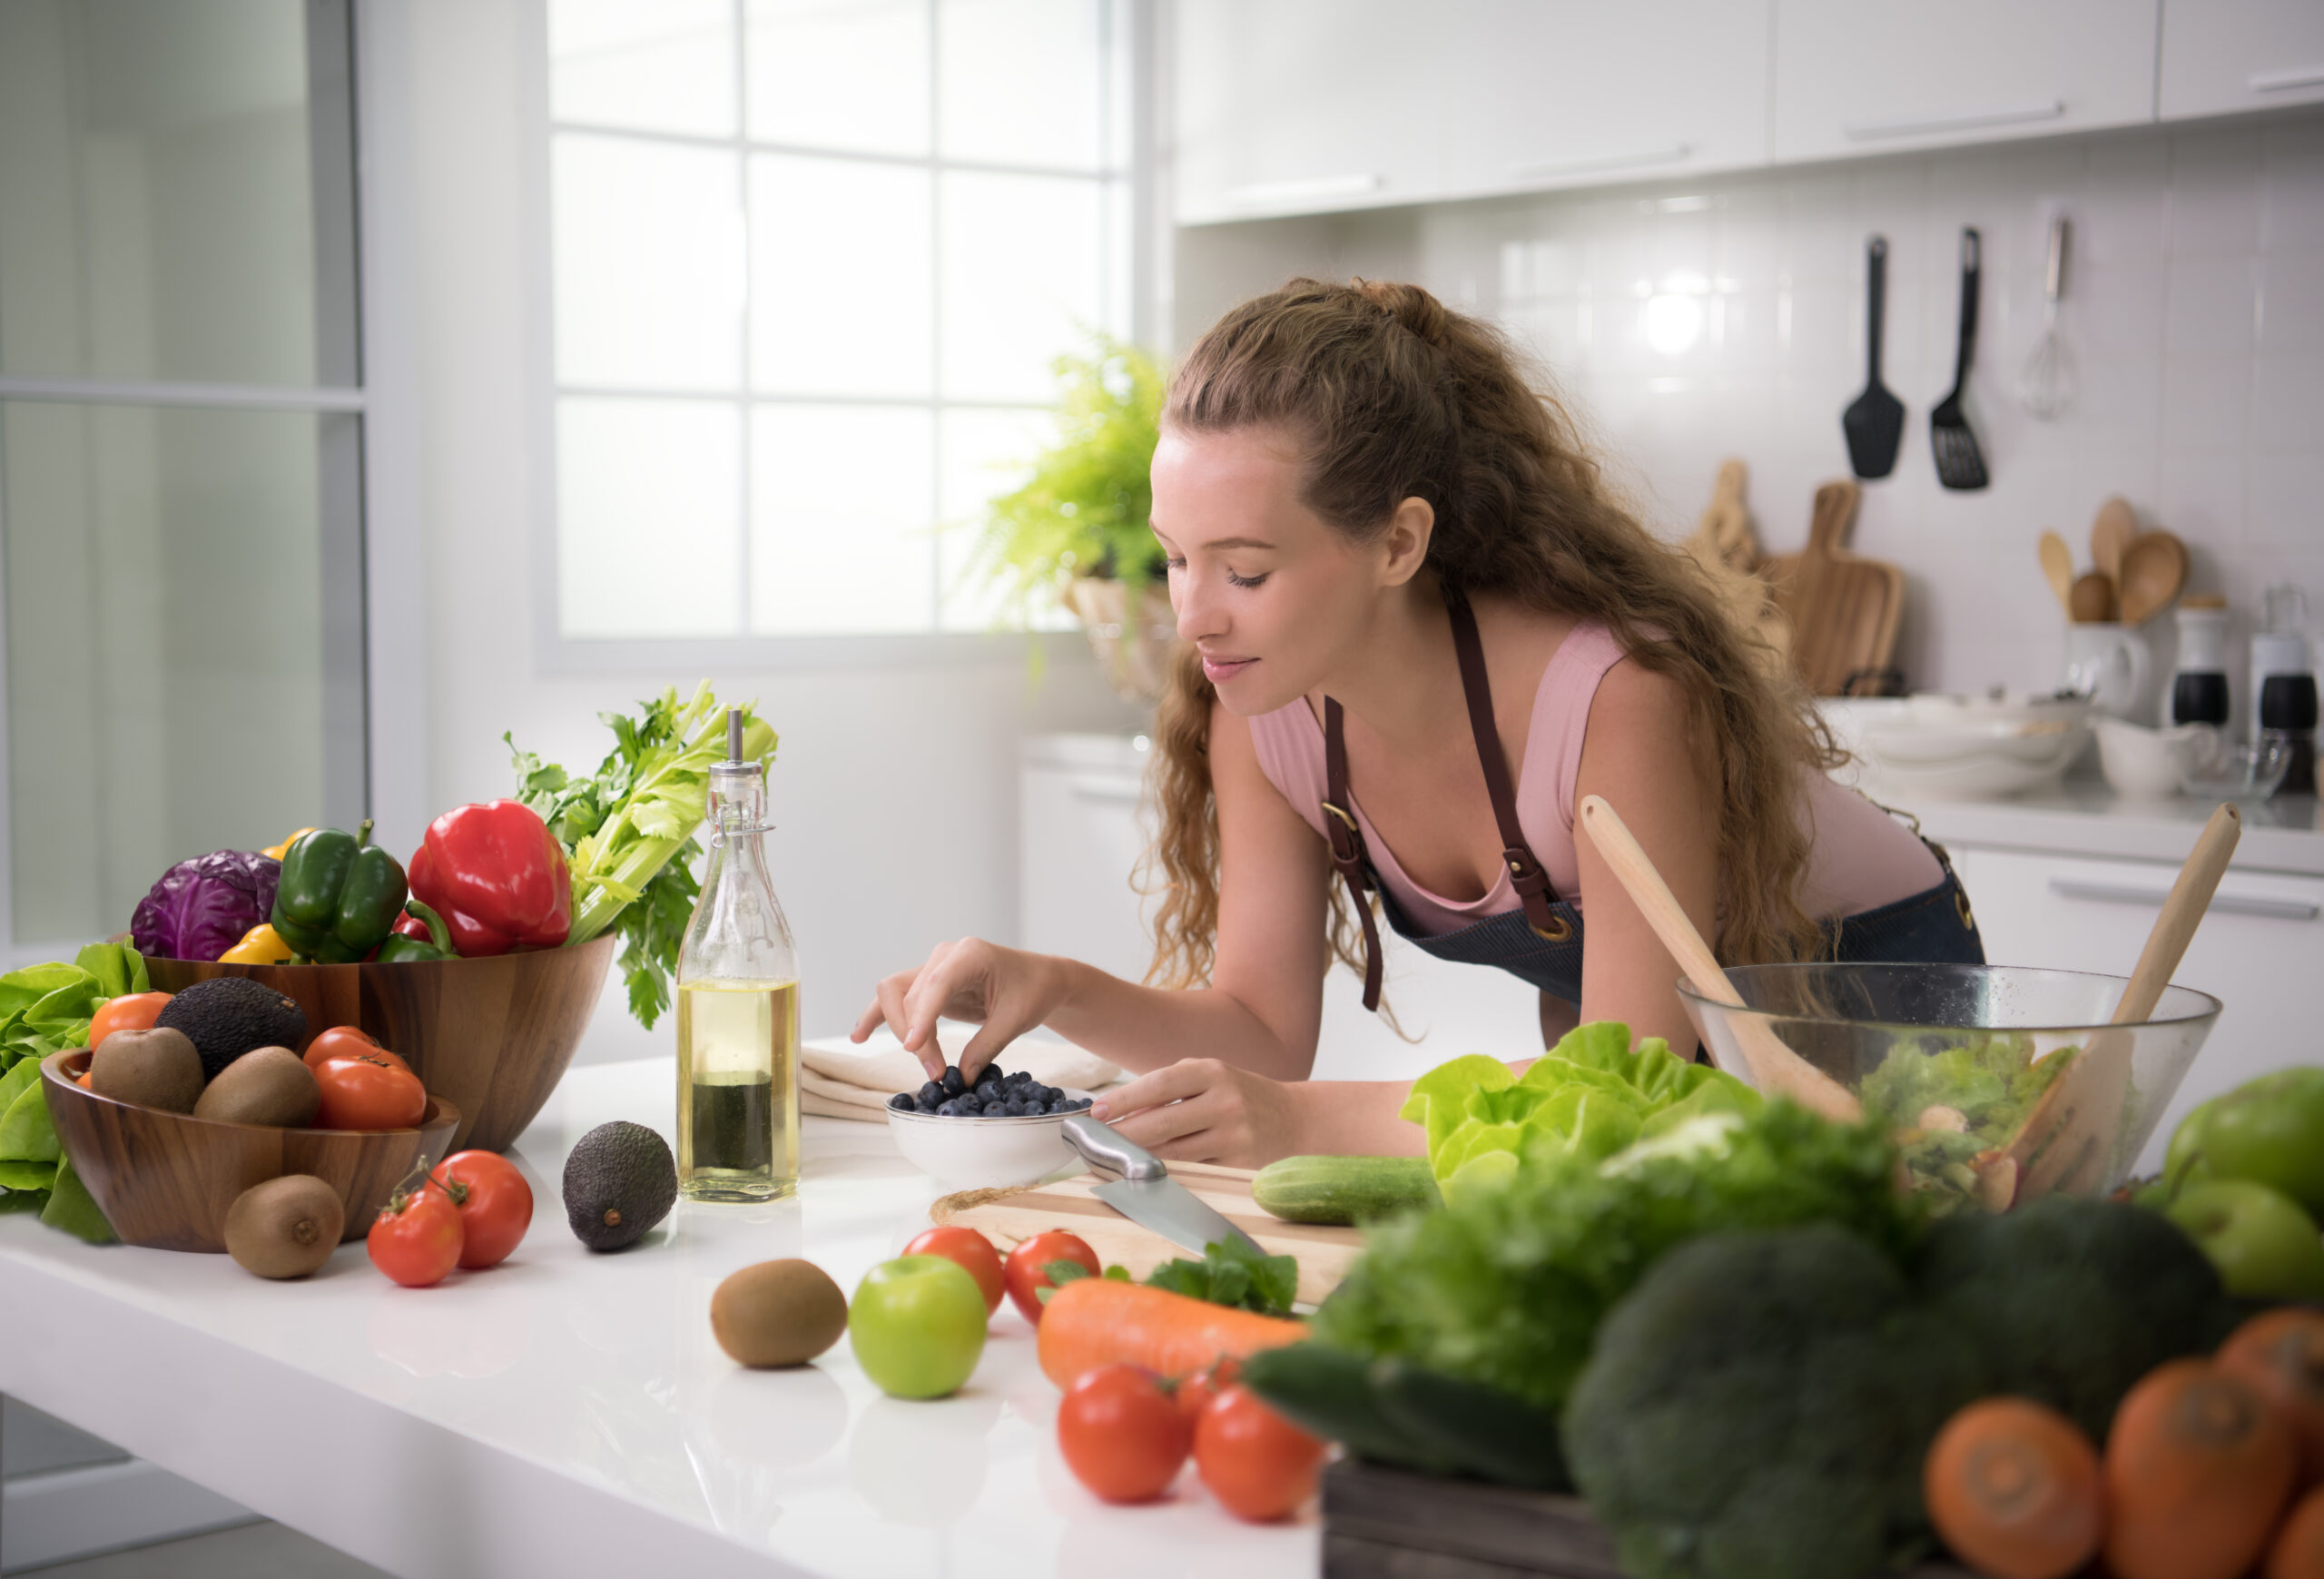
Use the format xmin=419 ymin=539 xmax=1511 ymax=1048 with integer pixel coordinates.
xmin=727 ymin=707 xmax=743 ymax=764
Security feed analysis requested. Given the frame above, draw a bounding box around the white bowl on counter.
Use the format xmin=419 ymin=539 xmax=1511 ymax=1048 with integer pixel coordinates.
xmin=2094 ymin=717 xmax=2213 ymax=799
xmin=1822 ymin=694 xmax=2093 ymax=801
xmin=885 ymin=1089 xmax=1097 ymax=1190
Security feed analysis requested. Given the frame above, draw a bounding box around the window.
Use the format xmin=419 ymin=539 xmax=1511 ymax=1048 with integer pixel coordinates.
xmin=0 ymin=0 xmax=367 ymax=954
xmin=546 ymin=0 xmax=1137 ymax=642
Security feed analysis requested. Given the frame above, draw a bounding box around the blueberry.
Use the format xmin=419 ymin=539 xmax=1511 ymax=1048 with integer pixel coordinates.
xmin=1012 ymin=1099 xmax=1038 ymax=1117
xmin=1070 ymin=1097 xmax=1093 ymax=1110
xmin=919 ymin=1080 xmax=945 ymax=1106
xmin=1006 ymin=1069 xmax=1030 ymax=1086
xmin=1029 ymin=1084 xmax=1057 ymax=1104
xmin=1047 ymin=1098 xmax=1069 ymax=1114
xmin=940 ymin=1066 xmax=966 ymax=1096
xmin=956 ymin=1097 xmax=982 ymax=1116
xmin=974 ymin=1080 xmax=1003 ymax=1101
xmin=888 ymin=1092 xmax=913 ymax=1111
xmin=935 ymin=1099 xmax=961 ymax=1117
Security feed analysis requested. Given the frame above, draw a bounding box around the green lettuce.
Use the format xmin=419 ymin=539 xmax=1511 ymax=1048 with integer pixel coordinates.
xmin=1400 ymin=1022 xmax=1763 ymax=1202
xmin=1858 ymin=1032 xmax=2073 ymax=1211
xmin=0 ymin=943 xmax=142 ymax=1239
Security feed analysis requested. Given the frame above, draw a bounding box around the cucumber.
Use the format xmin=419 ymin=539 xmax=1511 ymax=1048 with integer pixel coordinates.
xmin=1237 ymin=1345 xmax=1459 ymax=1476
xmin=1251 ymin=1155 xmax=1440 ymax=1225
xmin=1367 ymin=1357 xmax=1571 ymax=1491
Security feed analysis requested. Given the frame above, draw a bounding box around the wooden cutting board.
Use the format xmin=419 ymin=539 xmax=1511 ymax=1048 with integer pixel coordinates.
xmin=931 ymin=1161 xmax=1365 ymax=1306
xmin=1764 ymin=479 xmax=1905 ymax=697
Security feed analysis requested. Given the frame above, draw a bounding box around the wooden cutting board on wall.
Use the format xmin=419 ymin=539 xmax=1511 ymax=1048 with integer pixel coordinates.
xmin=1763 ymin=479 xmax=1906 ymax=696
xmin=931 ymin=1162 xmax=1365 ymax=1306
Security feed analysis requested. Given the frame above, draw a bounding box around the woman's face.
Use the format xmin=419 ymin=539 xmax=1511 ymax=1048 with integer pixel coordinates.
xmin=1148 ymin=425 xmax=1418 ymax=715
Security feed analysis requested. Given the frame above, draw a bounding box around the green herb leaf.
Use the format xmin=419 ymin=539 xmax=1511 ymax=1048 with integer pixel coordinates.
xmin=1143 ymin=1239 xmax=1298 ymax=1317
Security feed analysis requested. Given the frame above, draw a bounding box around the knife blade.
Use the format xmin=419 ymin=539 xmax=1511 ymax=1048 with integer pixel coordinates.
xmin=1060 ymin=1113 xmax=1265 ymax=1258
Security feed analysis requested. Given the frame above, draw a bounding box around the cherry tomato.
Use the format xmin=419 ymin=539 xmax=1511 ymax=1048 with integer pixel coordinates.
xmin=1059 ymin=1364 xmax=1192 ymax=1503
xmin=905 ymin=1225 xmax=1006 ymax=1315
xmin=1003 ymin=1230 xmax=1100 ymax=1326
xmin=1176 ymin=1356 xmax=1243 ymax=1434
xmin=313 ymin=1052 xmax=427 ymax=1130
xmin=302 ymin=1024 xmax=409 ymax=1075
xmin=368 ymin=1186 xmax=463 ymax=1287
xmin=1195 ymin=1385 xmax=1325 ymax=1522
xmin=76 ymin=1070 xmax=93 ymax=1089
xmin=88 ymin=992 xmax=171 ymax=1049
xmin=425 ymin=1150 xmax=533 ymax=1269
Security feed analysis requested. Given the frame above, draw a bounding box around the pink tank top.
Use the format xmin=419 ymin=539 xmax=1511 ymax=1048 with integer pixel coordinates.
xmin=1246 ymin=624 xmax=1942 ymax=937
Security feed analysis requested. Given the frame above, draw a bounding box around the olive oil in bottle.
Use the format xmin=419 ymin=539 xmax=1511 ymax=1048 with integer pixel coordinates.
xmin=675 ymin=710 xmax=799 ymax=1201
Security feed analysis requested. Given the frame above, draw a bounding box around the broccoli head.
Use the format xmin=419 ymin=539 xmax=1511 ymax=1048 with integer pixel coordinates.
xmin=1914 ymin=1194 xmax=2238 ymax=1441
xmin=1564 ymin=1225 xmax=1983 ymax=1579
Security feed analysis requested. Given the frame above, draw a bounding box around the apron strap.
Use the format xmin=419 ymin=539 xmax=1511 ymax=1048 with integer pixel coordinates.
xmin=1444 ymin=587 xmax=1571 ymax=942
xmin=1322 ymin=696 xmax=1385 ymax=1012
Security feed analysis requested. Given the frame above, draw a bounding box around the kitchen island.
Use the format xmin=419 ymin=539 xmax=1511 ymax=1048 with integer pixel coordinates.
xmin=0 ymin=1059 xmax=1314 ymax=1579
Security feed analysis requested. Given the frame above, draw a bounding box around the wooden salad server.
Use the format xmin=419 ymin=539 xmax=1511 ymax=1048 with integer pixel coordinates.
xmin=1577 ymin=795 xmax=1862 ymax=1123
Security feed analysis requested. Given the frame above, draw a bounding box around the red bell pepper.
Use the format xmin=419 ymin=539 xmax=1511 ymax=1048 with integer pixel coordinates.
xmin=407 ymin=800 xmax=572 ymax=956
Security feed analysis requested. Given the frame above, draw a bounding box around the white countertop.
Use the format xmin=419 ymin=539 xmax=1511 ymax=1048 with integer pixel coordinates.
xmin=1901 ymin=784 xmax=2323 ymax=874
xmin=0 ymin=1059 xmax=1316 ymax=1579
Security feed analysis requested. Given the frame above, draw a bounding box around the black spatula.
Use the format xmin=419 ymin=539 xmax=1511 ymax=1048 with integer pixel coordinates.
xmin=1932 ymin=227 xmax=1989 ymax=491
xmin=1842 ymin=236 xmax=1904 ymax=479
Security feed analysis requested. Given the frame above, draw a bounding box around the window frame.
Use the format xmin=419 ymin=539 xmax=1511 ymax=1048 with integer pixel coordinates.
xmin=522 ymin=0 xmax=1159 ymax=671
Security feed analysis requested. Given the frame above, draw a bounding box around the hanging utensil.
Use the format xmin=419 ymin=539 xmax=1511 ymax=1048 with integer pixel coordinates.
xmin=2119 ymin=530 xmax=2190 ymax=627
xmin=2019 ymin=212 xmax=2073 ymax=418
xmin=1932 ymin=227 xmax=1989 ymax=490
xmin=2091 ymin=496 xmax=2136 ymax=586
xmin=1842 ymin=236 xmax=1905 ymax=480
xmin=2038 ymin=531 xmax=2076 ymax=616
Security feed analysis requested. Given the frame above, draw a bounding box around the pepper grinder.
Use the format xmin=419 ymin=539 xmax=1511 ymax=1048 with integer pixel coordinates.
xmin=2253 ymin=583 xmax=2317 ymax=797
xmin=2171 ymin=593 xmax=2231 ymax=728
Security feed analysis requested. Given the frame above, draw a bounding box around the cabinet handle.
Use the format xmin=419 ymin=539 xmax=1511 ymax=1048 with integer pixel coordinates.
xmin=2250 ymin=66 xmax=2324 ymax=94
xmin=1844 ymin=101 xmax=2065 ymax=143
xmin=2048 ymin=878 xmax=2319 ymax=923
xmin=1508 ymin=143 xmax=1690 ymax=183
xmin=1068 ymin=775 xmax=1145 ymax=805
xmin=1222 ymin=173 xmax=1382 ymax=208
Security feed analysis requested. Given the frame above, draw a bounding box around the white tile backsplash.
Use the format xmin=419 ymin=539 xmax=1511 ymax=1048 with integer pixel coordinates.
xmin=1172 ymin=113 xmax=2324 ymax=723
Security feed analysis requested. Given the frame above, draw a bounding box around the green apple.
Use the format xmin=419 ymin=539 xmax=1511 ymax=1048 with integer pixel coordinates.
xmin=2166 ymin=1179 xmax=2324 ymax=1302
xmin=2185 ymin=1069 xmax=2324 ymax=1217
xmin=848 ymin=1254 xmax=988 ymax=1400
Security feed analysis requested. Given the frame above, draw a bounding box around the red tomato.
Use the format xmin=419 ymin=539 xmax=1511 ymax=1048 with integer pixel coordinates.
xmin=1004 ymin=1230 xmax=1100 ymax=1326
xmin=368 ymin=1187 xmax=463 ymax=1287
xmin=1195 ymin=1385 xmax=1325 ymax=1522
xmin=314 ymin=1052 xmax=427 ymax=1130
xmin=88 ymin=992 xmax=170 ymax=1049
xmin=426 ymin=1151 xmax=533 ymax=1269
xmin=1176 ymin=1356 xmax=1243 ymax=1434
xmin=905 ymin=1225 xmax=1006 ymax=1315
xmin=302 ymin=1025 xmax=409 ymax=1075
xmin=1059 ymin=1364 xmax=1192 ymax=1503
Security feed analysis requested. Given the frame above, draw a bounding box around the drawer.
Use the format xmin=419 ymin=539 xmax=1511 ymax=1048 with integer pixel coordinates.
xmin=1952 ymin=846 xmax=2324 ymax=1172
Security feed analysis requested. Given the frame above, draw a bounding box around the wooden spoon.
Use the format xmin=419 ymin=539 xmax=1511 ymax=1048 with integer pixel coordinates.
xmin=2069 ymin=570 xmax=2116 ymax=624
xmin=2038 ymin=531 xmax=2075 ymax=616
xmin=2118 ymin=530 xmax=2189 ymax=627
xmin=2091 ymin=496 xmax=2137 ymax=584
xmin=1983 ymin=803 xmax=2241 ymax=1208
xmin=1577 ymin=794 xmax=1863 ymax=1122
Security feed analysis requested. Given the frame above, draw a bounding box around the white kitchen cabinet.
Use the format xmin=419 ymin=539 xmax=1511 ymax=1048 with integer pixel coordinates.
xmin=1770 ymin=1 xmax=2161 ymax=163
xmin=2159 ymin=0 xmax=2324 ymax=120
xmin=1951 ymin=844 xmax=2323 ymax=1174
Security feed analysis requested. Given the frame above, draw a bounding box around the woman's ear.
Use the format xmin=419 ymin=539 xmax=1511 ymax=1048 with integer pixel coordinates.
xmin=1378 ymin=496 xmax=1435 ymax=587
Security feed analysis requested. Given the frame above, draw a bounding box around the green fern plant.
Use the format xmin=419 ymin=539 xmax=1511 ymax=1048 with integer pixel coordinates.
xmin=970 ymin=333 xmax=1167 ymax=621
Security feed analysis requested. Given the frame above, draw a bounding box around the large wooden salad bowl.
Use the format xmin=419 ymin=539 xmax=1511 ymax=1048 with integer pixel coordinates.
xmin=43 ymin=1049 xmax=459 ymax=1252
xmin=143 ymin=935 xmax=615 ymax=1152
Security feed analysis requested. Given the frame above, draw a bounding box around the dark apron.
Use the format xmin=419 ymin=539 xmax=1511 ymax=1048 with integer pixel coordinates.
xmin=1320 ymin=588 xmax=1986 ymax=1018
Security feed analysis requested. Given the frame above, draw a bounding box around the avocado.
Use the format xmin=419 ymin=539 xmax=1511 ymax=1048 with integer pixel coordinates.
xmin=154 ymin=977 xmax=309 ymax=1082
xmin=563 ymin=1120 xmax=676 ymax=1251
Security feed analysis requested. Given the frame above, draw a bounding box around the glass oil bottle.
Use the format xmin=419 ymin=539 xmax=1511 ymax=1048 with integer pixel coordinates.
xmin=675 ymin=709 xmax=799 ymax=1200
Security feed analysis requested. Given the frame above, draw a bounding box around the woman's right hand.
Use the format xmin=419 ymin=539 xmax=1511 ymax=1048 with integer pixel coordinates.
xmin=852 ymin=938 xmax=1071 ymax=1081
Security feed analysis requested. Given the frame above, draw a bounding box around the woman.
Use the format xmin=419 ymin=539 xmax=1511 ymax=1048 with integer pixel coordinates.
xmin=856 ymin=279 xmax=1980 ymax=1166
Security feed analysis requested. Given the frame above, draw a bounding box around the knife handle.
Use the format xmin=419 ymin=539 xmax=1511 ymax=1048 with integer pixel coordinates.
xmin=1061 ymin=1114 xmax=1167 ymax=1180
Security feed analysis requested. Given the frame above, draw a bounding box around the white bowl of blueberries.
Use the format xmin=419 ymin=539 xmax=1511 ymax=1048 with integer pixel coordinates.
xmin=884 ymin=1063 xmax=1097 ymax=1190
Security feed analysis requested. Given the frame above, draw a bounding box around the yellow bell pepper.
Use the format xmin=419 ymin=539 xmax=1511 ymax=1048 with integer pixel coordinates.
xmin=262 ymin=827 xmax=318 ymax=862
xmin=221 ymin=923 xmax=296 ymax=965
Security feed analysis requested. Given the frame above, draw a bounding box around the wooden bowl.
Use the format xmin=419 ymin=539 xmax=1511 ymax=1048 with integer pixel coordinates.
xmin=143 ymin=935 xmax=615 ymax=1152
xmin=42 ymin=1049 xmax=459 ymax=1253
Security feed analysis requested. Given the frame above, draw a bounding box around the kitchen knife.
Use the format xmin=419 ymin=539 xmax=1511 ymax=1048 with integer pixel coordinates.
xmin=1059 ymin=1113 xmax=1265 ymax=1258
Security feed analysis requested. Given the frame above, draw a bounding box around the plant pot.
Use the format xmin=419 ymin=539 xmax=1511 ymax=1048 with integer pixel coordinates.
xmin=1062 ymin=577 xmax=1177 ymax=702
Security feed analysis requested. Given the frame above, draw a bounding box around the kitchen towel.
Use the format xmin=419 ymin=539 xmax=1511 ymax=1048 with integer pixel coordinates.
xmin=799 ymin=1026 xmax=1125 ymax=1121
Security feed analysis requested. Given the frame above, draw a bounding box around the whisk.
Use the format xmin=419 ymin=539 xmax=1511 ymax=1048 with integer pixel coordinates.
xmin=2019 ymin=212 xmax=2073 ymax=419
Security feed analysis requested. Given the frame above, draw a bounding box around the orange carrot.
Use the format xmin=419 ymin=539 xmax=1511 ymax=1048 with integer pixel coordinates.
xmin=1036 ymin=1278 xmax=1305 ymax=1389
xmin=2269 ymin=1485 xmax=2324 ymax=1579
xmin=2105 ymin=1358 xmax=2299 ymax=1579
xmin=1924 ymin=1397 xmax=2102 ymax=1579
xmin=2221 ymin=1308 xmax=2324 ymax=1488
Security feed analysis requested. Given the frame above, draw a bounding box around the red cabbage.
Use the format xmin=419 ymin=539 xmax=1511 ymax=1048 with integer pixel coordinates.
xmin=131 ymin=851 xmax=281 ymax=962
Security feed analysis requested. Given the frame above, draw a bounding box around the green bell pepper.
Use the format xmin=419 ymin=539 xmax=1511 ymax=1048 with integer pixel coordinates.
xmin=374 ymin=899 xmax=456 ymax=964
xmin=271 ymin=820 xmax=409 ymax=963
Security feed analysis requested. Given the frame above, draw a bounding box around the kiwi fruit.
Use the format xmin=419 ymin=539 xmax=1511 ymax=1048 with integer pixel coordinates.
xmin=223 ymin=1175 xmax=344 ymax=1278
xmin=711 ymin=1258 xmax=848 ymax=1367
xmin=154 ymin=977 xmax=309 ymax=1081
xmin=193 ymin=1047 xmax=320 ymax=1127
xmin=88 ymin=1027 xmax=204 ymax=1113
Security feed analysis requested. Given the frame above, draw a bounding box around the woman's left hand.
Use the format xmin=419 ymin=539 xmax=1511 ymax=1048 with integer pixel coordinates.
xmin=1090 ymin=1058 xmax=1305 ymax=1169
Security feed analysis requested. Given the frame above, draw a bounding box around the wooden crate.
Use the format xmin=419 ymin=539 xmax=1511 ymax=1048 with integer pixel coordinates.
xmin=1321 ymin=1460 xmax=1974 ymax=1579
